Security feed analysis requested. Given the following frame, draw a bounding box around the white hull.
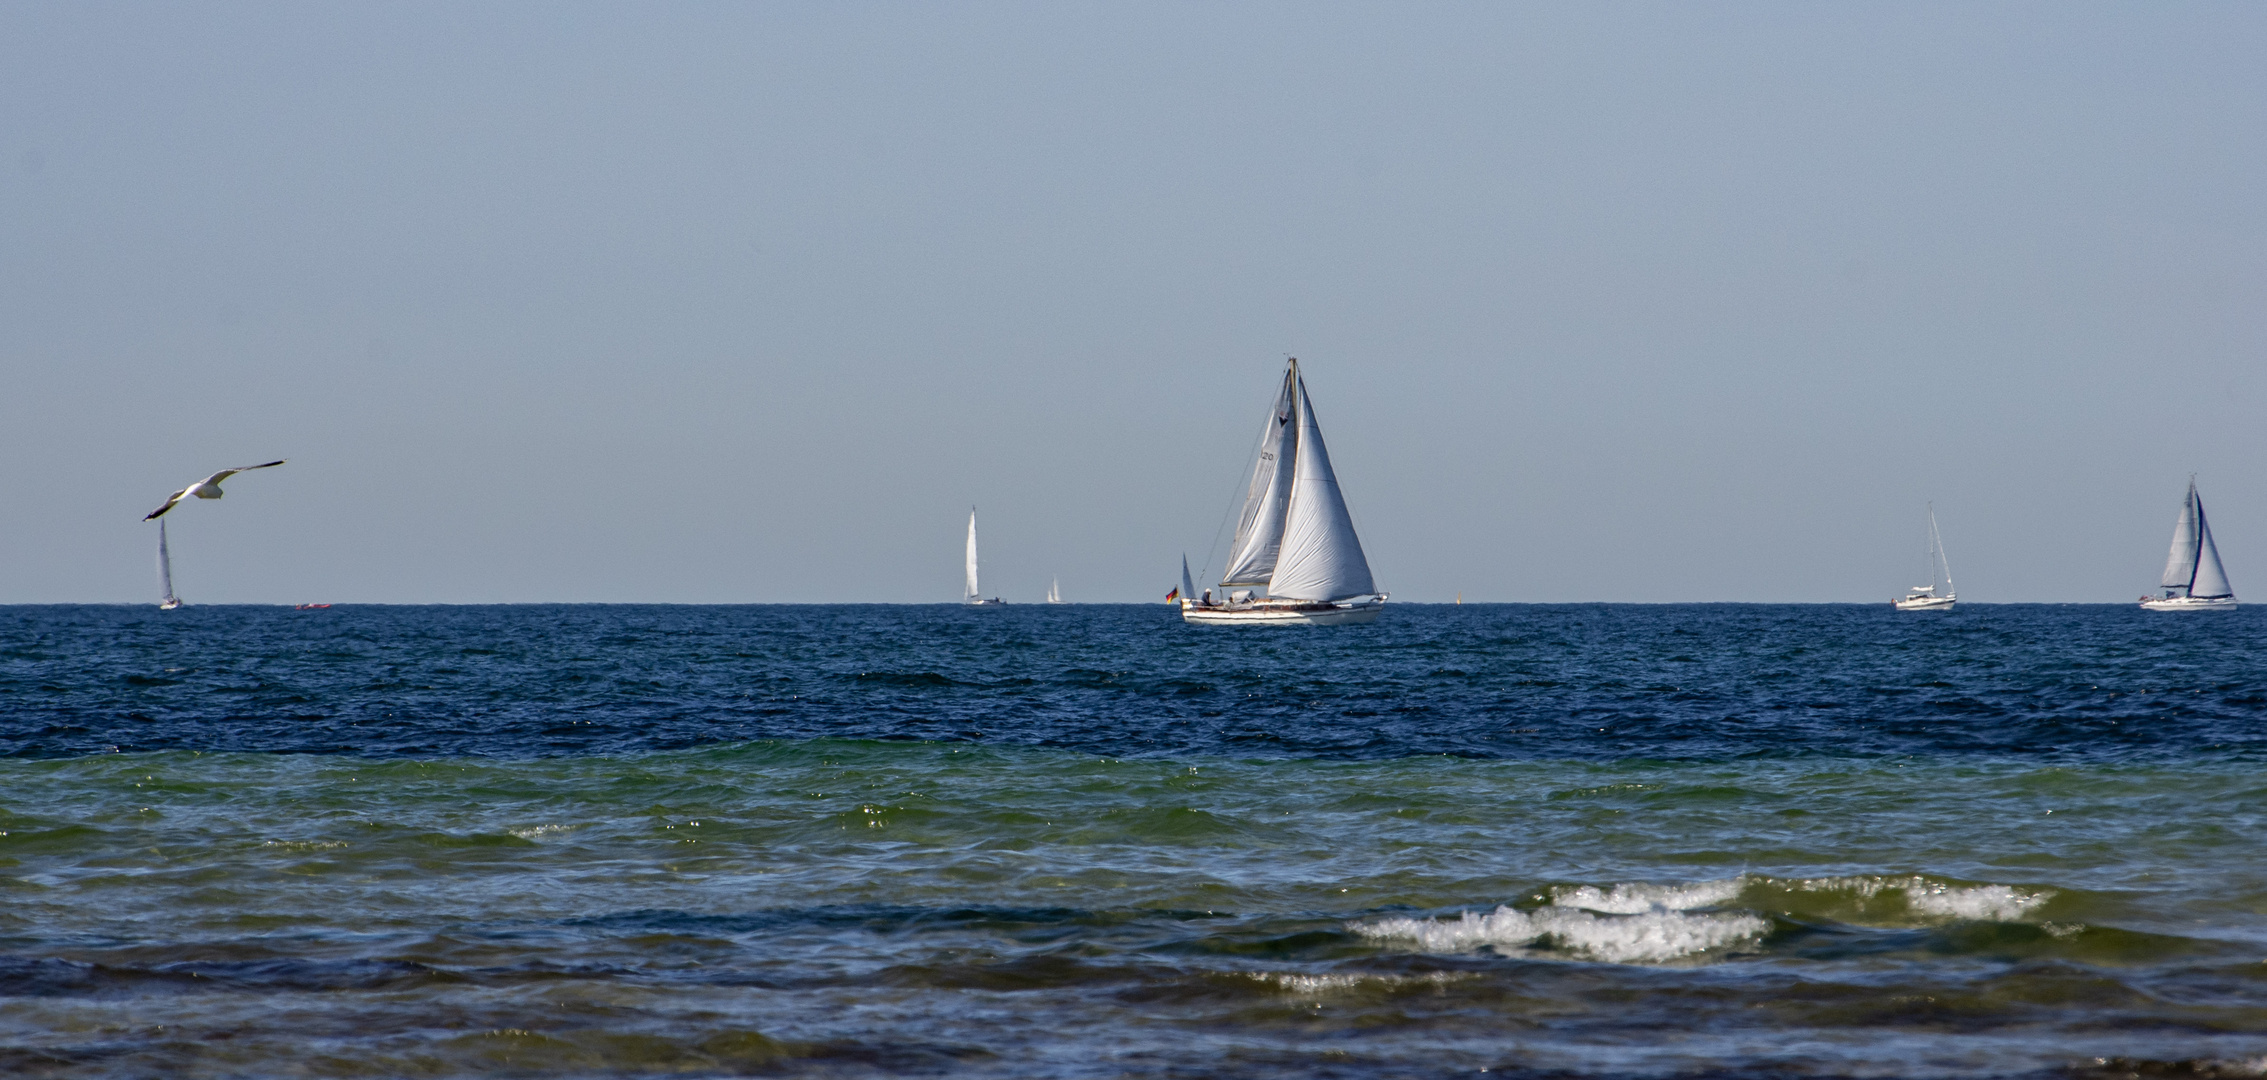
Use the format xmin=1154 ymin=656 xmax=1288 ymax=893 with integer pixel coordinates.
xmin=1893 ymin=595 xmax=1955 ymax=611
xmin=1180 ymin=598 xmax=1384 ymax=625
xmin=158 ymin=598 xmax=183 ymax=611
xmin=2140 ymin=595 xmax=2237 ymax=611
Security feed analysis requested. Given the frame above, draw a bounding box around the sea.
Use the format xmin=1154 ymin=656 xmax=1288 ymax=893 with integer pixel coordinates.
xmin=3 ymin=602 xmax=2265 ymax=1079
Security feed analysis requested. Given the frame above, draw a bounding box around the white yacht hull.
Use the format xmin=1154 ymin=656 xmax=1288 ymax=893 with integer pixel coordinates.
xmin=1893 ymin=595 xmax=1955 ymax=611
xmin=1180 ymin=598 xmax=1384 ymax=626
xmin=2140 ymin=595 xmax=2237 ymax=611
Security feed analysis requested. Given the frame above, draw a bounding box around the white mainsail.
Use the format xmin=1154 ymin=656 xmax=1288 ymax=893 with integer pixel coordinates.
xmin=1047 ymin=577 xmax=1062 ymax=604
xmin=1265 ymin=374 xmax=1376 ymax=601
xmin=1219 ymin=367 xmax=1298 ymax=587
xmin=2160 ymin=485 xmax=2200 ymax=594
xmin=157 ymin=520 xmax=178 ymax=608
xmin=965 ymin=508 xmax=981 ymax=603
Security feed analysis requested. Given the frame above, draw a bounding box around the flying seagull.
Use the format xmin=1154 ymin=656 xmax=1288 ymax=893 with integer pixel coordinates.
xmin=144 ymin=460 xmax=286 ymax=520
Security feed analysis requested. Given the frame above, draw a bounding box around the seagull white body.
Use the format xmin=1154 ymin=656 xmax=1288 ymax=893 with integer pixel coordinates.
xmin=144 ymin=460 xmax=286 ymax=520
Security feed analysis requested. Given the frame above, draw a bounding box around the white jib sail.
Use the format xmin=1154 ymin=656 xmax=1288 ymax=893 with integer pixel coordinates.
xmin=1219 ymin=366 xmax=1299 ymax=587
xmin=157 ymin=520 xmax=177 ymax=605
xmin=2193 ymin=489 xmax=2234 ymax=599
xmin=1180 ymin=555 xmax=1196 ymax=601
xmin=965 ymin=509 xmax=981 ymax=602
xmin=1266 ymin=375 xmax=1376 ymax=602
xmin=2161 ymin=483 xmax=2202 ymax=595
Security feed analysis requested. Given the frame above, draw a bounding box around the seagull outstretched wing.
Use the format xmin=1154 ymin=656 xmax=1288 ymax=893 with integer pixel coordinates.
xmin=144 ymin=488 xmax=193 ymax=520
xmin=144 ymin=460 xmax=286 ymax=520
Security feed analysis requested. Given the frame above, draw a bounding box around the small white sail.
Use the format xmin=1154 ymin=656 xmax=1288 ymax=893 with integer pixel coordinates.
xmin=1047 ymin=577 xmax=1062 ymax=604
xmin=1180 ymin=555 xmax=1196 ymax=602
xmin=2160 ymin=484 xmax=2201 ymax=595
xmin=965 ymin=508 xmax=981 ymax=603
xmin=1219 ymin=368 xmax=1298 ymax=587
xmin=1266 ymin=375 xmax=1375 ymax=602
xmin=157 ymin=520 xmax=179 ymax=609
xmin=2193 ymin=490 xmax=2234 ymax=600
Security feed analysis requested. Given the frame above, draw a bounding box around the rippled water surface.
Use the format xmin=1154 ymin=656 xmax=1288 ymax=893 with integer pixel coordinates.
xmin=3 ymin=603 xmax=2265 ymax=1078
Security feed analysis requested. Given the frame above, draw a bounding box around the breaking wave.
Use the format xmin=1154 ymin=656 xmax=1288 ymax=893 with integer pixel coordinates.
xmin=1353 ymin=873 xmax=2058 ymax=965
xmin=1353 ymin=880 xmax=1767 ymax=964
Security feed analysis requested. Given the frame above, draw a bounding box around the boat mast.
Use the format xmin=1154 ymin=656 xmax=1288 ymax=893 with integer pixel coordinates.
xmin=1929 ymin=503 xmax=1952 ymax=596
xmin=1274 ymin=359 xmax=1304 ymax=587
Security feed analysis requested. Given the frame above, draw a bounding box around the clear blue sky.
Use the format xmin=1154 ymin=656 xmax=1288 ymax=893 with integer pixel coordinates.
xmin=3 ymin=2 xmax=2262 ymax=603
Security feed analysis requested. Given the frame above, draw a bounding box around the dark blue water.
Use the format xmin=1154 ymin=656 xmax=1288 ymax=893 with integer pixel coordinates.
xmin=3 ymin=603 xmax=2265 ymax=1078
xmin=7 ymin=603 xmax=2264 ymax=761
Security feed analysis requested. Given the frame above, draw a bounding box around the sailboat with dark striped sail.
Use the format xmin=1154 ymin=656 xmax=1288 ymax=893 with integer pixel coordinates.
xmin=1183 ymin=359 xmax=1386 ymax=625
xmin=2142 ymin=478 xmax=2237 ymax=610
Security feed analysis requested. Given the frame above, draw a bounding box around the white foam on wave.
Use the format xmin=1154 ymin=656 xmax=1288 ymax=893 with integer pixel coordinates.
xmin=1354 ymin=880 xmax=1767 ymax=965
xmin=1251 ymin=971 xmax=1473 ymax=994
xmin=1901 ymin=881 xmax=2047 ymax=921
xmin=1787 ymin=874 xmax=2052 ymax=922
xmin=1549 ymin=879 xmax=1746 ymax=914
xmin=508 ymin=824 xmax=576 ymax=840
xmin=1354 ymin=872 xmax=2054 ymax=965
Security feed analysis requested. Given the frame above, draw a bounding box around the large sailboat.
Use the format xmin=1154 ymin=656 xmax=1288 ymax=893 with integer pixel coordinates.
xmin=1183 ymin=359 xmax=1385 ymax=626
xmin=156 ymin=520 xmax=183 ymax=610
xmin=965 ymin=508 xmax=1003 ymax=605
xmin=1893 ymin=504 xmax=1956 ymax=610
xmin=2142 ymin=478 xmax=2236 ymax=610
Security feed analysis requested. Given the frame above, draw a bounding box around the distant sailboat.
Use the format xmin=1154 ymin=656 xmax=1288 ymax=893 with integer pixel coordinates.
xmin=1182 ymin=359 xmax=1385 ymax=625
xmin=1893 ymin=504 xmax=1956 ymax=611
xmin=965 ymin=508 xmax=1003 ymax=605
xmin=2142 ymin=478 xmax=2236 ymax=610
xmin=1046 ymin=577 xmax=1064 ymax=604
xmin=156 ymin=520 xmax=182 ymax=610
